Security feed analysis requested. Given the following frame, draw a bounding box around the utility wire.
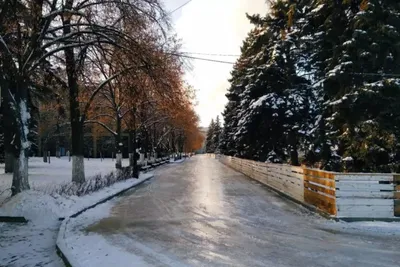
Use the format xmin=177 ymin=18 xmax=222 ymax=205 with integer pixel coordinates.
xmin=171 ymin=53 xmax=400 ymax=78
xmin=171 ymin=53 xmax=236 ymax=64
xmin=168 ymin=0 xmax=194 ymax=15
xmin=181 ymin=51 xmax=240 ymax=57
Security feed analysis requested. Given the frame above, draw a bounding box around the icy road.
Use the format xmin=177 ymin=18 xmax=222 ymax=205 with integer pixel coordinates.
xmin=81 ymin=155 xmax=400 ymax=267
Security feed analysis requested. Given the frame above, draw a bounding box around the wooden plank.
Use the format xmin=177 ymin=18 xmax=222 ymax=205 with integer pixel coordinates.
xmin=336 ymin=191 xmax=394 ymax=199
xmin=395 ymin=192 xmax=400 ymax=199
xmin=304 ymin=189 xmax=336 ymax=204
xmin=337 ymin=205 xmax=394 ymax=212
xmin=394 ymin=175 xmax=400 ymax=183
xmin=395 ymin=200 xmax=400 ymax=217
xmin=335 ymin=174 xmax=393 ymax=182
xmin=286 ymin=188 xmax=304 ymax=199
xmin=337 ymin=205 xmax=393 ymax=218
xmin=338 ymin=210 xmax=394 ymax=218
xmin=336 ymin=198 xmax=393 ymax=206
xmin=304 ymin=168 xmax=335 ymax=180
xmin=289 ymin=166 xmax=304 ymax=174
xmin=304 ymin=181 xmax=335 ymax=196
xmin=304 ymin=189 xmax=336 ymax=215
xmin=304 ymin=175 xmax=335 ymax=188
xmin=253 ymin=172 xmax=268 ymax=179
xmin=336 ymin=182 xmax=394 ymax=191
xmin=274 ymin=168 xmax=304 ymax=180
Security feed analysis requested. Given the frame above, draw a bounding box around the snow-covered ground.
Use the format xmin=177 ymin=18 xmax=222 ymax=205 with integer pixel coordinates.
xmin=59 ymin=202 xmax=150 ymax=267
xmin=0 ymin=173 xmax=154 ymax=219
xmin=62 ymin=156 xmax=400 ymax=267
xmin=0 ymin=160 xmax=154 ymax=267
xmin=0 ymin=157 xmax=132 ymax=202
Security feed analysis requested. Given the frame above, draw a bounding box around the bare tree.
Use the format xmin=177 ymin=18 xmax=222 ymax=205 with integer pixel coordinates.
xmin=0 ymin=0 xmax=168 ymax=193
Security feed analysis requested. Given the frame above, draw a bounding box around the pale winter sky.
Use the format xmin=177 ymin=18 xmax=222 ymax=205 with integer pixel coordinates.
xmin=163 ymin=0 xmax=268 ymax=127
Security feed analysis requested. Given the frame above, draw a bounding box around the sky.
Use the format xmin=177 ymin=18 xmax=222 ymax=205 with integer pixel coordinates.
xmin=163 ymin=0 xmax=268 ymax=127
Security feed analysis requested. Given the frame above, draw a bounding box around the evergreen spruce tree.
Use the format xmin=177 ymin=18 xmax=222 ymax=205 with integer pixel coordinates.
xmin=225 ymin=18 xmax=288 ymax=162
xmin=222 ymin=1 xmax=314 ymax=163
xmin=212 ymin=116 xmax=222 ymax=153
xmin=205 ymin=119 xmax=215 ymax=153
xmin=305 ymin=0 xmax=400 ymax=171
xmin=221 ymin=0 xmax=400 ymax=172
xmin=220 ymin=29 xmax=261 ymax=157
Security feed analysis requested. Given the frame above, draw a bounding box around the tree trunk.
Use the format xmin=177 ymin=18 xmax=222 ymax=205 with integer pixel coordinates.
xmin=93 ymin=135 xmax=97 ymax=159
xmin=5 ymin=152 xmax=14 ymax=173
xmin=115 ymin=117 xmax=122 ymax=169
xmin=132 ymin=128 xmax=138 ymax=178
xmin=128 ymin=131 xmax=133 ymax=166
xmin=42 ymin=143 xmax=47 ymax=163
xmin=63 ymin=1 xmax=85 ymax=183
xmin=12 ymin=149 xmax=29 ymax=195
xmin=3 ymin=101 xmax=14 ymax=173
xmin=10 ymin=87 xmax=31 ymax=195
xmin=288 ymin=130 xmax=299 ymax=166
xmin=171 ymin=131 xmax=175 ymax=154
xmin=72 ymin=155 xmax=85 ymax=183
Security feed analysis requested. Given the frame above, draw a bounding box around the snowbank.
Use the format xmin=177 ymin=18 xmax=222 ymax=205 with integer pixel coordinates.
xmin=0 ymin=157 xmax=133 ymax=204
xmin=58 ymin=202 xmax=150 ymax=267
xmin=170 ymin=158 xmax=186 ymax=163
xmin=0 ymin=172 xmax=154 ymax=267
xmin=0 ymin=172 xmax=154 ymax=220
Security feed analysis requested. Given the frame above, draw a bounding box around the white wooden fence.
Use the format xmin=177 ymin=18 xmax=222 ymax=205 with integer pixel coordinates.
xmin=218 ymin=155 xmax=400 ymax=219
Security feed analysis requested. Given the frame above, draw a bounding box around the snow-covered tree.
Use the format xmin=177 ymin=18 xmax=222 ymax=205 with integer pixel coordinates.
xmin=212 ymin=116 xmax=222 ymax=153
xmin=303 ymin=0 xmax=400 ymax=171
xmin=205 ymin=119 xmax=215 ymax=153
xmin=221 ymin=0 xmax=400 ymax=172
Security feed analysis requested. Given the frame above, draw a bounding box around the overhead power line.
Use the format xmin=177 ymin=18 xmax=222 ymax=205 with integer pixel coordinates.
xmin=172 ymin=53 xmax=236 ymax=64
xmin=171 ymin=53 xmax=400 ymax=77
xmin=181 ymin=51 xmax=240 ymax=57
xmin=169 ymin=0 xmax=194 ymax=15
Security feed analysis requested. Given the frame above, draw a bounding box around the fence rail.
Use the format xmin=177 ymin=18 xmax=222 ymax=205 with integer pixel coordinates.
xmin=218 ymin=155 xmax=400 ymax=219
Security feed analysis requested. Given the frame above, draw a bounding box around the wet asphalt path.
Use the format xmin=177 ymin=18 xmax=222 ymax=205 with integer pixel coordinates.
xmin=88 ymin=155 xmax=400 ymax=267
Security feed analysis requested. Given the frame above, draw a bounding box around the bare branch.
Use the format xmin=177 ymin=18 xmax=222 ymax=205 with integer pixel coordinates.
xmin=84 ymin=120 xmax=117 ymax=136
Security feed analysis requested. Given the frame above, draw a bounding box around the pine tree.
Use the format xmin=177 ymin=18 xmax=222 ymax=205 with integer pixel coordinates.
xmin=221 ymin=0 xmax=400 ymax=172
xmin=205 ymin=119 xmax=215 ymax=153
xmin=304 ymin=0 xmax=400 ymax=171
xmin=222 ymin=1 xmax=314 ymax=163
xmin=212 ymin=116 xmax=222 ymax=153
xmin=219 ymin=29 xmax=261 ymax=157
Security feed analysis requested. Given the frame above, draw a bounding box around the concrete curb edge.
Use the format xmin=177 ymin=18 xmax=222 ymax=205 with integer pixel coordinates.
xmin=56 ymin=174 xmax=154 ymax=267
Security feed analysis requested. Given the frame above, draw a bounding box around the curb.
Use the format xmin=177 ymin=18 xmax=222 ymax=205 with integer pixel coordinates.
xmin=0 ymin=216 xmax=28 ymax=223
xmin=336 ymin=217 xmax=400 ymax=223
xmin=58 ymin=174 xmax=154 ymax=221
xmin=56 ymin=173 xmax=154 ymax=267
xmin=170 ymin=158 xmax=187 ymax=164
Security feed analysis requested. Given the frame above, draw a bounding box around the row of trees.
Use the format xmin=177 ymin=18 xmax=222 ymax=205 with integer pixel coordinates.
xmin=220 ymin=0 xmax=400 ymax=172
xmin=205 ymin=116 xmax=222 ymax=153
xmin=0 ymin=0 xmax=203 ymax=195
